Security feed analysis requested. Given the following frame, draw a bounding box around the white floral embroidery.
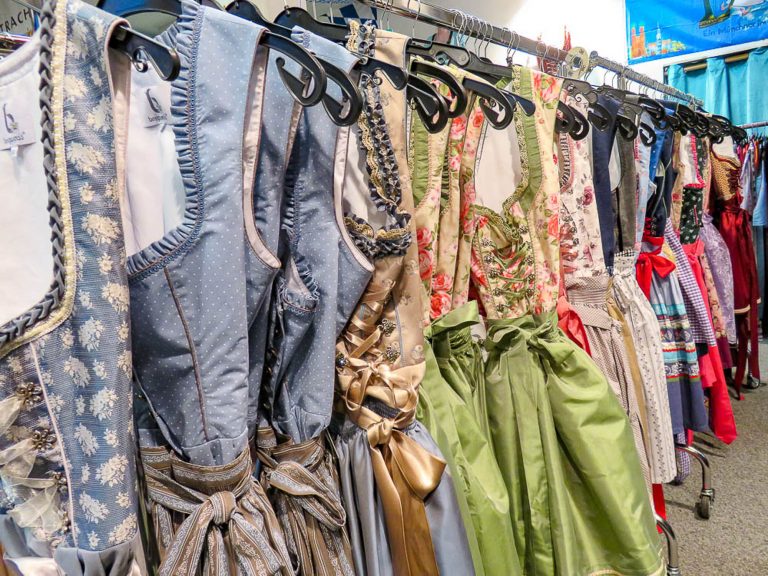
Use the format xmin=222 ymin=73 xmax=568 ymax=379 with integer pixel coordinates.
xmin=64 ymin=75 xmax=87 ymax=101
xmin=74 ymin=424 xmax=99 ymax=457
xmin=117 ymin=350 xmax=132 ymax=378
xmin=96 ymin=455 xmax=127 ymax=488
xmin=91 ymin=388 xmax=118 ymax=421
xmin=89 ymin=66 xmax=103 ymax=87
xmin=102 ymin=282 xmax=129 ymax=313
xmin=104 ymin=178 xmax=118 ymax=204
xmin=104 ymin=429 xmax=119 ymax=447
xmin=108 ymin=513 xmax=137 ymax=545
xmin=87 ymin=96 xmax=112 ymax=133
xmin=78 ymin=317 xmax=104 ymax=351
xmin=116 ymin=492 xmax=131 ymax=508
xmin=88 ymin=531 xmax=100 ymax=549
xmin=92 ymin=360 xmax=107 ymax=379
xmin=68 ymin=20 xmax=88 ymax=60
xmin=82 ymin=463 xmax=91 ymax=483
xmin=64 ymin=357 xmax=90 ymax=388
xmin=64 ymin=111 xmax=77 ymax=131
xmin=39 ymin=371 xmax=53 ymax=386
xmin=82 ymin=213 xmax=119 ymax=246
xmin=98 ymin=254 xmax=113 ymax=276
xmin=47 ymin=394 xmax=64 ymax=415
xmin=69 ymin=142 xmax=105 ymax=175
xmin=79 ymin=291 xmax=94 ymax=310
xmin=87 ymin=14 xmax=107 ymax=39
xmin=79 ymin=182 xmax=95 ymax=204
xmin=117 ymin=321 xmax=129 ymax=342
xmin=60 ymin=327 xmax=75 ymax=348
xmin=76 ymin=249 xmax=86 ymax=281
xmin=79 ymin=492 xmax=108 ymax=524
xmin=75 ymin=396 xmax=86 ymax=416
xmin=8 ymin=356 xmax=22 ymax=374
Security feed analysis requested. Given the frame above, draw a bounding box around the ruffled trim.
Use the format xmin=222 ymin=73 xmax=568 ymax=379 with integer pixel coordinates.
xmin=126 ymin=0 xmax=203 ymax=280
xmin=344 ymin=21 xmax=412 ymax=260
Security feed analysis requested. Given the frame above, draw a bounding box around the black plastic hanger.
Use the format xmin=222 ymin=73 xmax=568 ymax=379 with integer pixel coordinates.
xmin=275 ymin=5 xmax=407 ymax=91
xmin=639 ymin=121 xmax=656 ymax=146
xmin=226 ymin=0 xmax=360 ymax=123
xmin=259 ymin=32 xmax=327 ymax=107
xmin=458 ymin=51 xmax=537 ymax=117
xmin=318 ymin=60 xmax=363 ymax=126
xmin=554 ymin=101 xmax=576 ymax=135
xmin=568 ymin=104 xmax=590 ymax=141
xmin=406 ymin=38 xmax=472 ymax=67
xmin=408 ymin=74 xmax=449 ymax=134
xmin=463 ymin=77 xmax=514 ymax=130
xmin=410 ymin=59 xmax=467 ymax=118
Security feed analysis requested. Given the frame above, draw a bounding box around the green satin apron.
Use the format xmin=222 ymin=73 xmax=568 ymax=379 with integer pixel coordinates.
xmin=484 ymin=312 xmax=665 ymax=576
xmin=418 ymin=302 xmax=521 ymax=576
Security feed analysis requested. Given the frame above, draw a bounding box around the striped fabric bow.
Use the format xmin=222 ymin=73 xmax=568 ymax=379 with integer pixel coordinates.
xmin=257 ymin=429 xmax=355 ymax=576
xmin=141 ymin=447 xmax=292 ymax=576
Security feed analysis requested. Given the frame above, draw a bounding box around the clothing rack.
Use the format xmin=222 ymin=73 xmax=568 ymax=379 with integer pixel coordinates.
xmin=740 ymin=120 xmax=768 ymax=130
xmin=589 ymin=52 xmax=704 ymax=107
xmin=356 ymin=0 xmax=704 ymax=107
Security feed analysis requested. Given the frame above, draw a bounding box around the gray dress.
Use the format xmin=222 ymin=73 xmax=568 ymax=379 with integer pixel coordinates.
xmin=126 ymin=1 xmax=291 ymax=572
xmin=254 ymin=27 xmax=373 ymax=576
xmin=0 ymin=1 xmax=141 ymax=573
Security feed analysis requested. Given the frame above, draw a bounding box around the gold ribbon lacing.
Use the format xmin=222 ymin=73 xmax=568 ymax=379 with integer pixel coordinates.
xmin=336 ymin=285 xmax=445 ymax=576
xmin=142 ymin=447 xmax=292 ymax=576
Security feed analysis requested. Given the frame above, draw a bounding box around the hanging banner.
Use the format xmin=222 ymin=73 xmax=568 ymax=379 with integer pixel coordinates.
xmin=627 ymin=0 xmax=768 ymax=63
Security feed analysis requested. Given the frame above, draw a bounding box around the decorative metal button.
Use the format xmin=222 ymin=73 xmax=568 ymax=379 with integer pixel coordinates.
xmin=492 ymin=288 xmax=503 ymax=297
xmin=335 ymin=353 xmax=348 ymax=369
xmin=384 ymin=344 xmax=400 ymax=363
xmin=50 ymin=471 xmax=68 ymax=493
xmin=495 ymin=304 xmax=506 ymax=313
xmin=484 ymin=254 xmax=494 ymax=264
xmin=32 ymin=429 xmax=56 ymax=452
xmin=379 ymin=318 xmax=396 ymax=337
xmin=16 ymin=382 xmax=42 ymax=409
xmin=481 ymin=238 xmax=493 ymax=247
xmin=524 ymin=255 xmax=534 ymax=265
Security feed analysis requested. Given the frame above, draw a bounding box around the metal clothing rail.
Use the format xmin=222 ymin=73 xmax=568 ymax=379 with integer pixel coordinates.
xmin=357 ymin=0 xmax=703 ymax=107
xmin=589 ymin=52 xmax=704 ymax=107
xmin=357 ymin=0 xmax=578 ymax=66
xmin=740 ymin=120 xmax=768 ymax=130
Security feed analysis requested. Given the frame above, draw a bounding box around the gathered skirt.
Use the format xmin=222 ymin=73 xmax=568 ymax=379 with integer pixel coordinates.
xmin=484 ymin=312 xmax=664 ymax=576
xmin=418 ymin=302 xmax=520 ymax=576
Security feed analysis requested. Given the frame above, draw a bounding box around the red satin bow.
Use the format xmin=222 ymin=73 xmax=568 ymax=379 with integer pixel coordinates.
xmin=635 ymin=251 xmax=676 ymax=299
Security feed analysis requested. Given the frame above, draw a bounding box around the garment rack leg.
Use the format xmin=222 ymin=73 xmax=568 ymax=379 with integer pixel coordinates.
xmin=656 ymin=514 xmax=681 ymax=576
xmin=675 ymin=444 xmax=715 ymax=519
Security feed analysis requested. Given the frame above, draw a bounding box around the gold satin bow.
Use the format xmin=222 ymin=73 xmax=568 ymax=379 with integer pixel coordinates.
xmin=336 ymin=344 xmax=445 ymax=576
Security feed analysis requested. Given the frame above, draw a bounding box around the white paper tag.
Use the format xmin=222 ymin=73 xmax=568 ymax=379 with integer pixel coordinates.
xmin=141 ymin=86 xmax=170 ymax=128
xmin=0 ymin=100 xmax=36 ymax=151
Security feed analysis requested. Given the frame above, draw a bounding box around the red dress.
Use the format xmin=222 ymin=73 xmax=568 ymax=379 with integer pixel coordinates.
xmin=711 ymin=148 xmax=761 ymax=397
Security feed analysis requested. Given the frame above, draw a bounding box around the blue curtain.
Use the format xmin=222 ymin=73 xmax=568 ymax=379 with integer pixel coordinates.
xmin=667 ymin=47 xmax=768 ymax=129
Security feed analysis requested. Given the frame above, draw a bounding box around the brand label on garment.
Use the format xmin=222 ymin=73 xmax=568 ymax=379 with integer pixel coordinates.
xmin=142 ymin=86 xmax=170 ymax=128
xmin=0 ymin=100 xmax=35 ymax=151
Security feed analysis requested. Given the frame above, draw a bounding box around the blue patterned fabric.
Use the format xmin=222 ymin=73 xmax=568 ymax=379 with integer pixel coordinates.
xmin=128 ymin=0 xmax=268 ymax=466
xmin=261 ymin=27 xmax=373 ymax=442
xmin=0 ymin=0 xmax=140 ymax=571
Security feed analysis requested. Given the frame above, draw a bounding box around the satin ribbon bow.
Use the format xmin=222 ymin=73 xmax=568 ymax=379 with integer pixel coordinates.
xmin=635 ymin=251 xmax=676 ymax=299
xmin=336 ymin=346 xmax=445 ymax=576
xmin=143 ymin=449 xmax=291 ymax=576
